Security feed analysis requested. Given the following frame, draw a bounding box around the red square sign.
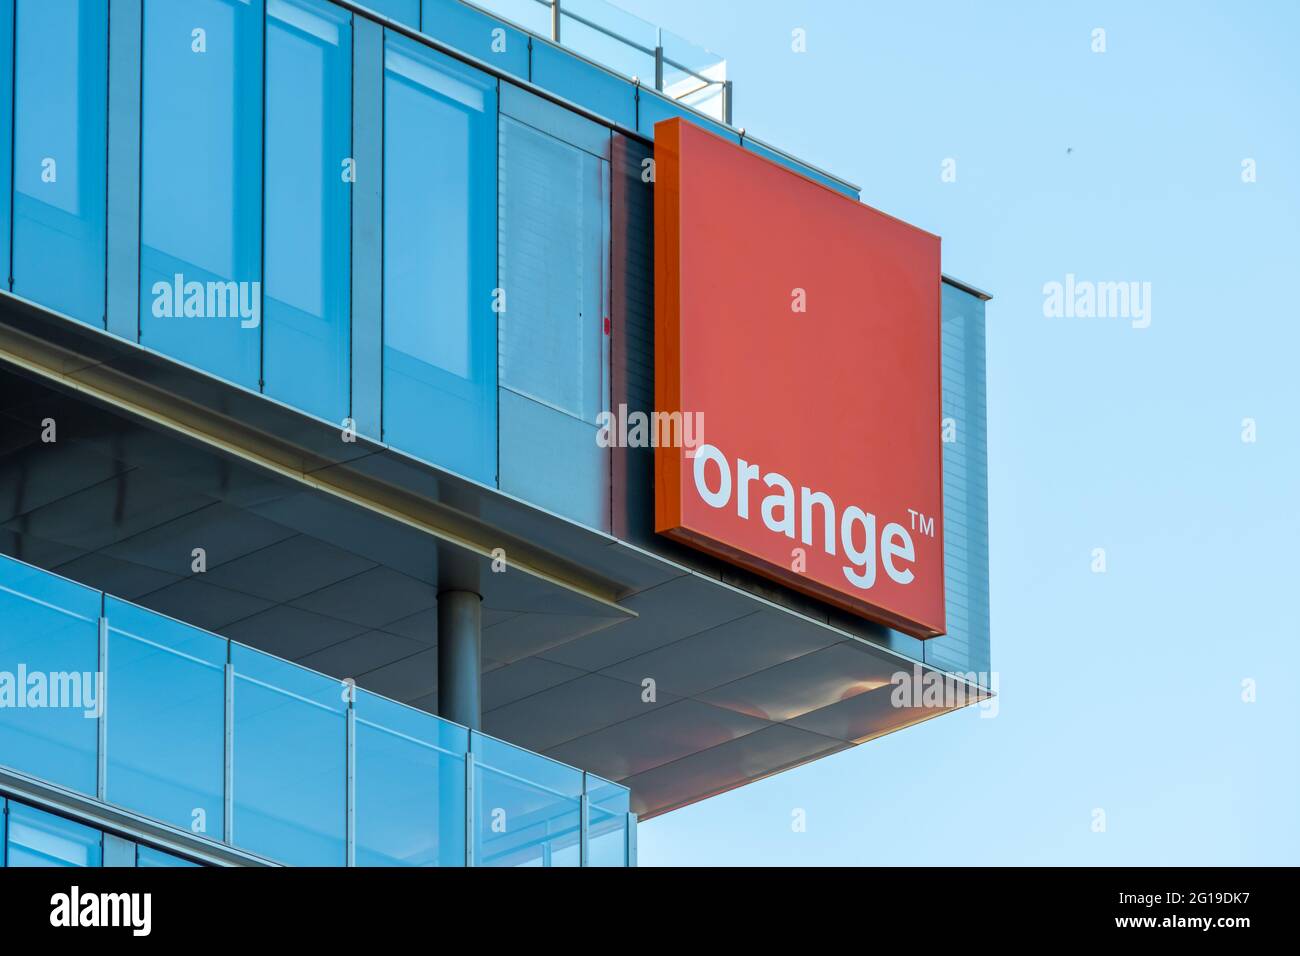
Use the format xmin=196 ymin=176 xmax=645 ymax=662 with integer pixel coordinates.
xmin=653 ymin=118 xmax=945 ymax=638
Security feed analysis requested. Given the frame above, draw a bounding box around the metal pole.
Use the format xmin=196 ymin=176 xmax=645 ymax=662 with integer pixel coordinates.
xmin=654 ymin=44 xmax=663 ymax=91
xmin=551 ymin=0 xmax=561 ymax=43
xmin=437 ymin=589 xmax=483 ymax=730
xmin=723 ymin=79 xmax=733 ymax=125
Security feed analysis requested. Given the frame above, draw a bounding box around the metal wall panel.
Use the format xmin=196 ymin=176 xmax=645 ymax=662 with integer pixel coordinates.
xmin=925 ymin=282 xmax=992 ymax=677
xmin=497 ymin=109 xmax=610 ymax=530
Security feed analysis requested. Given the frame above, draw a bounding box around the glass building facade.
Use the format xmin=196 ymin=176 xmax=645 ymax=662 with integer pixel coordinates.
xmin=0 ymin=0 xmax=988 ymax=858
xmin=0 ymin=552 xmax=631 ymax=866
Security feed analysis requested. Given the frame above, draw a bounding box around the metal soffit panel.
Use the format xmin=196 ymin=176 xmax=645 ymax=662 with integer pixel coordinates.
xmin=0 ymin=294 xmax=990 ymax=819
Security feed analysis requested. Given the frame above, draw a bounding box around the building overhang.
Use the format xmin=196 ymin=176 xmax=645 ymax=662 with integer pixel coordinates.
xmin=1 ymin=292 xmax=988 ymax=818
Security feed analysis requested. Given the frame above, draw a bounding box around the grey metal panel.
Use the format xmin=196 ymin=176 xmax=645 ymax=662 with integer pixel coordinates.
xmin=482 ymin=608 xmax=620 ymax=664
xmin=218 ymin=604 xmax=369 ymax=660
xmin=106 ymin=0 xmax=142 ymax=341
xmin=53 ymin=552 xmax=181 ymax=601
xmin=100 ymin=502 xmax=297 ymax=579
xmin=482 ymin=672 xmax=676 ymax=754
xmin=547 ymin=699 xmax=769 ymax=782
xmin=618 ymin=723 xmax=845 ymax=819
xmin=2 ymin=471 xmax=214 ymax=553
xmin=539 ymin=572 xmax=755 ymax=671
xmin=297 ymin=628 xmax=429 ymax=677
xmin=289 ymin=565 xmax=437 ymax=629
xmin=696 ymin=642 xmax=900 ymax=723
xmin=351 ymin=644 xmax=439 ymax=703
xmin=481 ymin=656 xmax=587 ymax=710
xmin=786 ymin=682 xmax=964 ymax=743
xmin=200 ymin=533 xmax=377 ymax=603
xmin=131 ymin=578 xmax=275 ymax=632
xmin=500 ymin=81 xmax=611 ymax=159
xmin=598 ymin=608 xmax=840 ymax=699
xmin=350 ymin=16 xmax=384 ymax=439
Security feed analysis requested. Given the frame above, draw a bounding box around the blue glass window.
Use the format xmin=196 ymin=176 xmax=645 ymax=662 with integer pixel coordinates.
xmin=6 ymin=802 xmax=102 ymax=867
xmin=420 ymin=0 xmax=529 ymax=80
xmin=383 ymin=36 xmax=498 ymax=485
xmin=230 ymin=643 xmax=346 ymax=866
xmin=472 ymin=732 xmax=582 ymax=867
xmin=136 ymin=844 xmax=200 ymax=867
xmin=140 ymin=0 xmax=262 ymax=388
xmin=0 ymin=555 xmax=100 ymax=794
xmin=530 ymin=41 xmax=635 ymax=130
xmin=0 ymin=1 xmax=13 ymax=285
xmin=104 ymin=597 xmax=226 ymax=841
xmin=585 ymin=773 xmax=629 ymax=867
xmin=263 ymin=0 xmax=351 ymax=422
xmin=11 ymin=0 xmax=108 ymax=326
xmin=354 ymin=689 xmax=467 ymax=867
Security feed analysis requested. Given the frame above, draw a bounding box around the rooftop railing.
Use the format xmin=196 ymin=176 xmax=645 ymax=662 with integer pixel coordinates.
xmin=475 ymin=0 xmax=731 ymax=122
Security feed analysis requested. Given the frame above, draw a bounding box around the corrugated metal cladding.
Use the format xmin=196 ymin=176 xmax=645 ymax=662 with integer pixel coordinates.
xmin=927 ymin=283 xmax=992 ymax=677
xmin=498 ymin=86 xmax=612 ymax=531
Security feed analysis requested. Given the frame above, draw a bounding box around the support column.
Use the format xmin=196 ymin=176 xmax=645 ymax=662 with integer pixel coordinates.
xmin=437 ymin=589 xmax=482 ymax=730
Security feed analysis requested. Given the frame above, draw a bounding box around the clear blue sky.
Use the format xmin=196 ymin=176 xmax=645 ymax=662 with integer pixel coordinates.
xmin=608 ymin=0 xmax=1300 ymax=865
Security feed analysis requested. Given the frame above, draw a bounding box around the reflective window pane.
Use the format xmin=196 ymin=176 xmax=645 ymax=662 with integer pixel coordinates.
xmin=104 ymin=597 xmax=226 ymax=840
xmin=231 ymin=643 xmax=346 ymax=866
xmin=368 ymin=0 xmax=419 ymax=28
xmin=263 ymin=0 xmax=351 ymax=422
xmin=354 ymin=689 xmax=467 ymax=867
xmin=140 ymin=0 xmax=262 ymax=388
xmin=530 ymin=41 xmax=635 ymax=130
xmin=383 ymin=36 xmax=497 ymax=485
xmin=0 ymin=2 xmax=11 ymax=281
xmin=420 ymin=0 xmax=529 ymax=79
xmin=586 ymin=773 xmax=629 ymax=867
xmin=0 ymin=554 xmax=100 ymax=794
xmin=11 ymin=0 xmax=108 ymax=325
xmin=472 ymin=732 xmax=582 ymax=867
xmin=6 ymin=802 xmax=102 ymax=867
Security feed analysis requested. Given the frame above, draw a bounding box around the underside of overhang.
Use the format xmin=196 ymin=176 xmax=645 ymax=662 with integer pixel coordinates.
xmin=0 ymin=292 xmax=989 ymax=818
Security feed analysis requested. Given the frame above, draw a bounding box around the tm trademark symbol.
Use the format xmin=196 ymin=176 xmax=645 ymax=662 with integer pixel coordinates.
xmin=907 ymin=509 xmax=935 ymax=537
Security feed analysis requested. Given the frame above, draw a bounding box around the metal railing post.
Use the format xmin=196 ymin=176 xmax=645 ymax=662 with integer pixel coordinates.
xmin=223 ymin=660 xmax=234 ymax=843
xmin=579 ymin=793 xmax=590 ymax=866
xmin=550 ymin=0 xmax=561 ymax=43
xmin=654 ymin=43 xmax=664 ymax=91
xmin=464 ymin=750 xmax=475 ymax=867
xmin=96 ymin=615 xmax=108 ymax=801
xmin=345 ymin=687 xmax=356 ymax=867
xmin=723 ymin=79 xmax=733 ymax=125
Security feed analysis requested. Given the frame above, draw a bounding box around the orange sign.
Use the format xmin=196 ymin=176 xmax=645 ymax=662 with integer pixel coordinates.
xmin=653 ymin=118 xmax=945 ymax=638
